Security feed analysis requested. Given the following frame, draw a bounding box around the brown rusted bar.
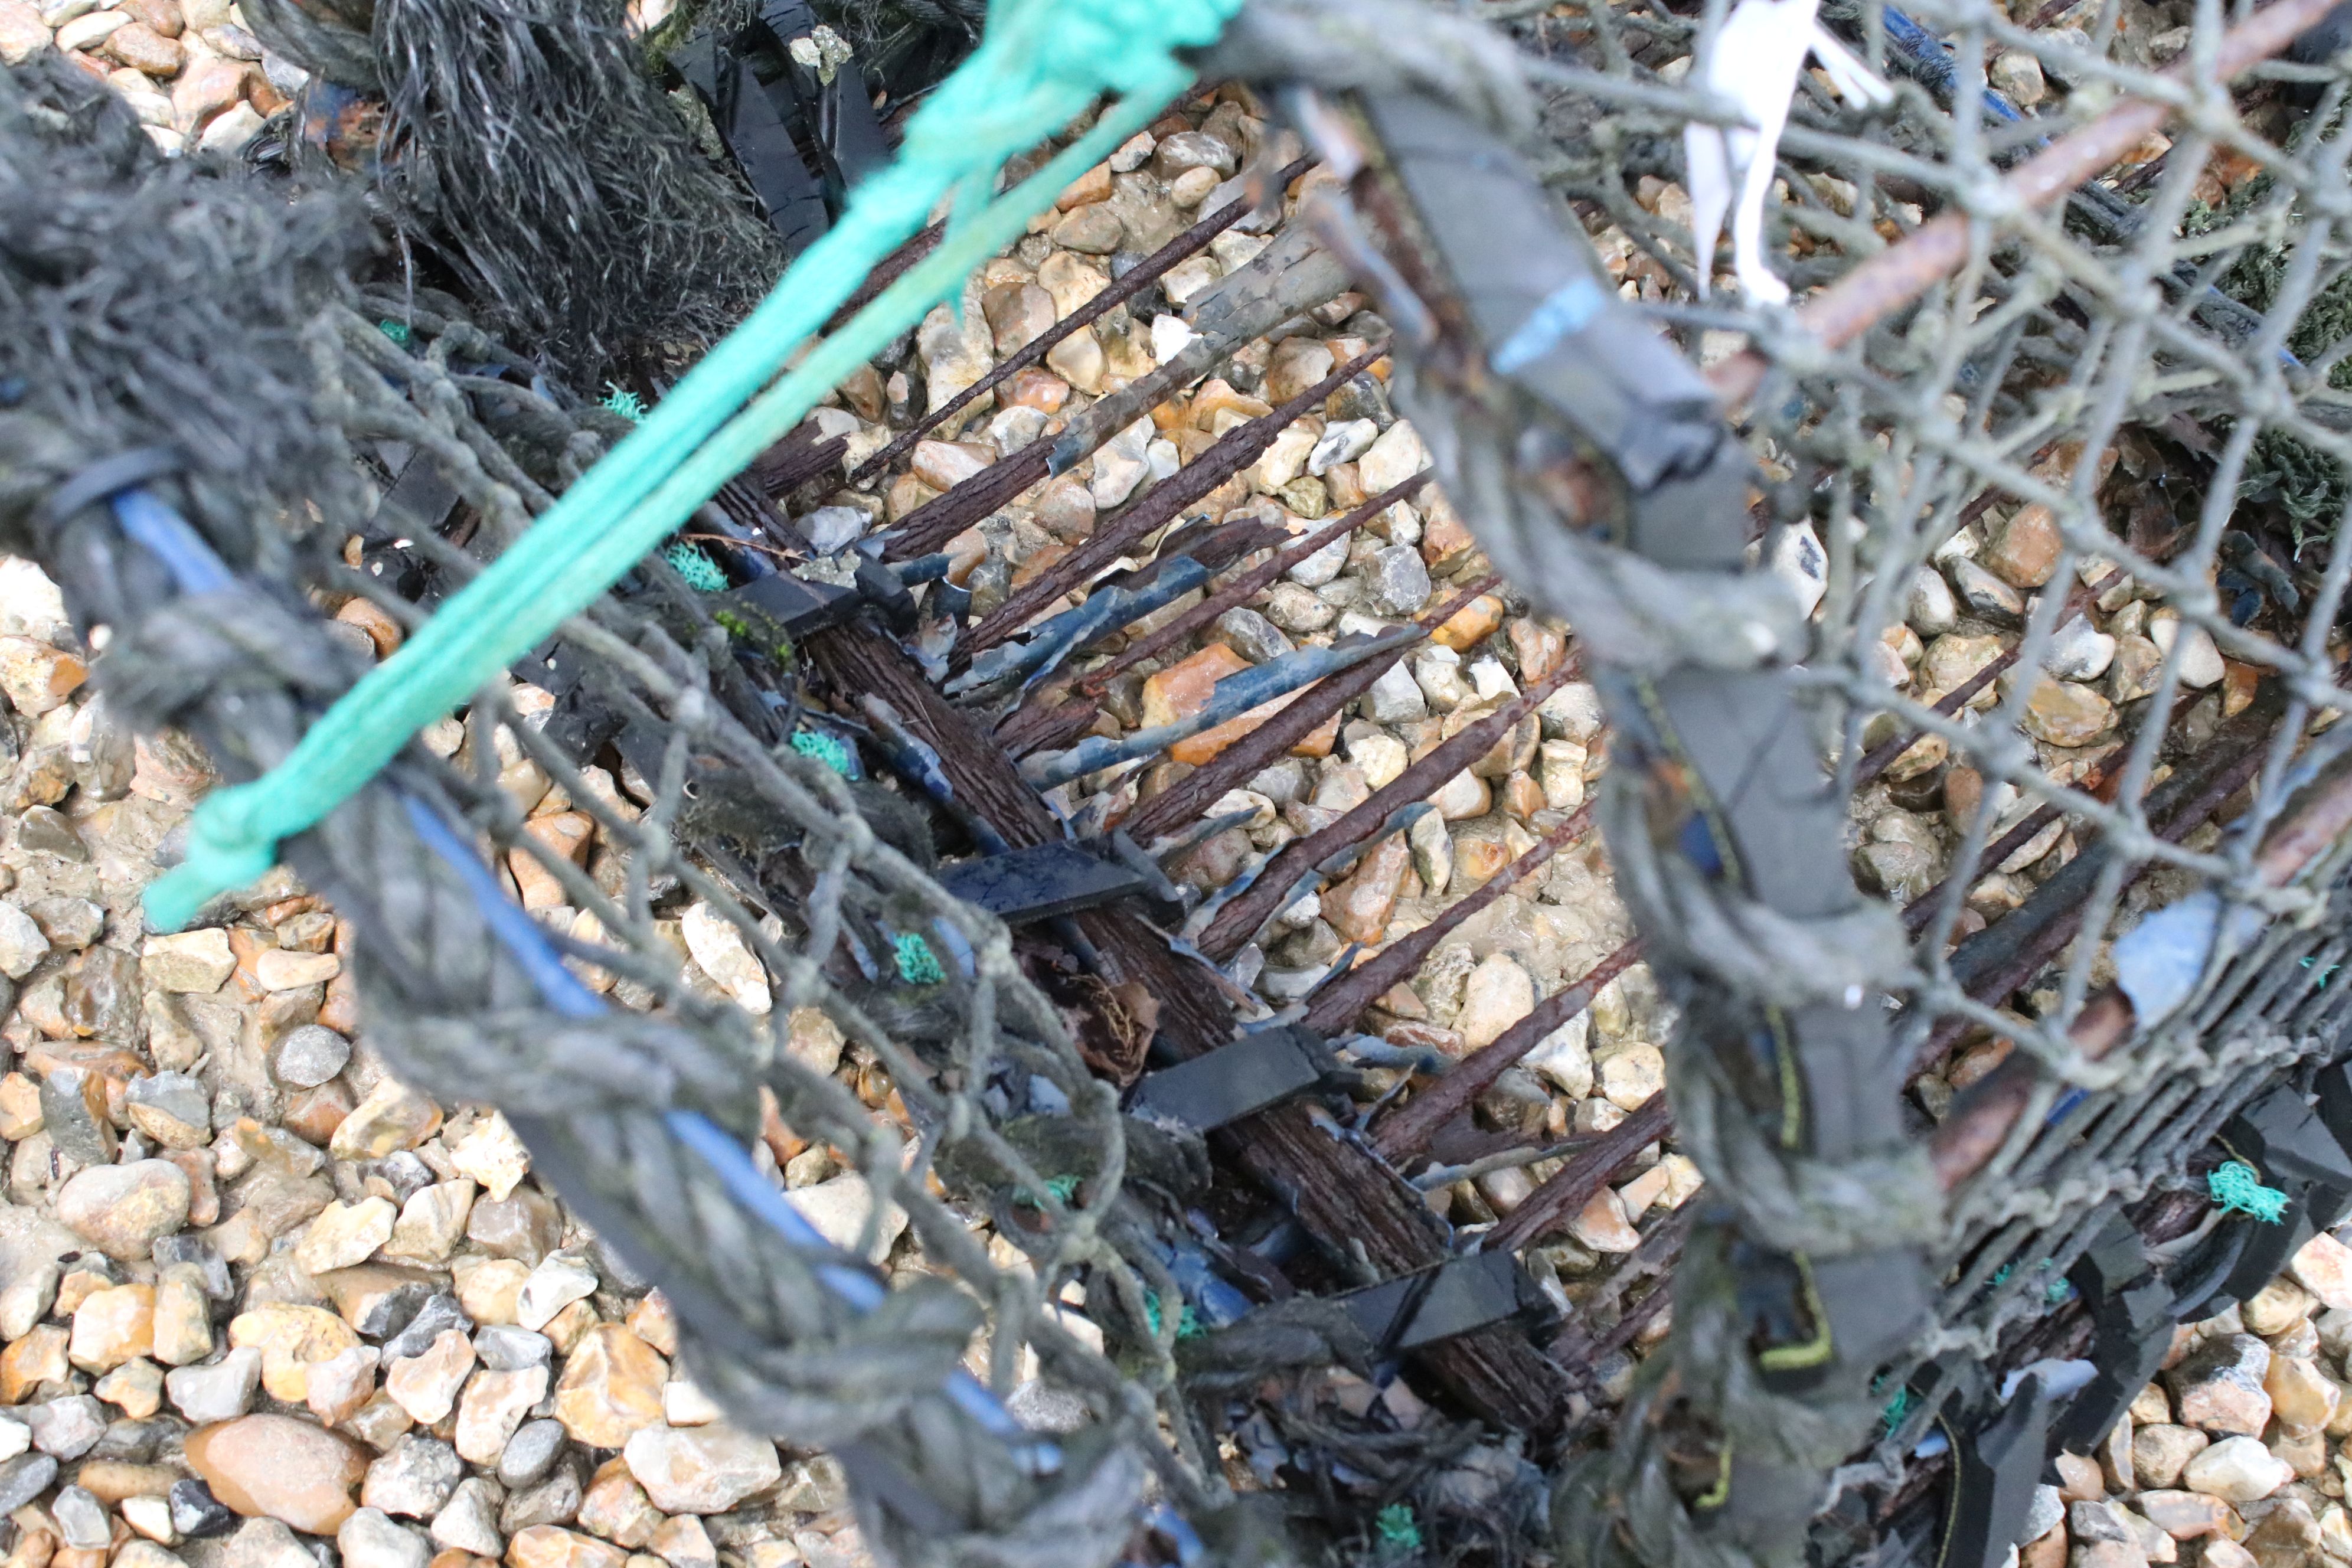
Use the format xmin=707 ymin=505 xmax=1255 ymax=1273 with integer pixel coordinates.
xmin=1373 ymin=936 xmax=1644 ymax=1163
xmin=1198 ymin=658 xmax=1580 ymax=962
xmin=824 ymin=223 xmax=944 ymax=331
xmin=994 ymin=474 xmax=1430 ymax=759
xmin=964 ymin=345 xmax=1390 ymax=656
xmin=1309 ymin=805 xmax=1594 ymax=1037
xmin=1085 ymin=472 xmax=1429 ymax=692
xmin=1489 ymin=1093 xmax=1673 ymax=1253
xmin=1121 ymin=573 xmax=1498 ymax=844
xmin=803 ymin=613 xmax=1569 ymax=1430
xmin=988 ymin=479 xmax=1420 ymax=762
xmin=1706 ymin=0 xmax=2341 ymax=407
xmin=1927 ymin=723 xmax=2352 ymax=1191
xmin=1916 ymin=680 xmax=2288 ymax=1074
xmin=847 ymin=159 xmax=1315 ymax=486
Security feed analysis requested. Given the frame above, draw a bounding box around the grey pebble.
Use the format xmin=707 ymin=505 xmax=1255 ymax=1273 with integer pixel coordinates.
xmin=0 ymin=1453 xmax=59 ymax=1514
xmin=494 ymin=1419 xmax=566 ymax=1489
xmin=271 ymin=1024 xmax=352 ymax=1089
xmin=474 ymin=1325 xmax=551 ymax=1372
xmin=54 ymin=1484 xmax=111 ymax=1549
xmin=27 ymin=1395 xmax=104 ymax=1458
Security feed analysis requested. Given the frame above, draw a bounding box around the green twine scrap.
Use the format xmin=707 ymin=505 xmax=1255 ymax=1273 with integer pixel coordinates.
xmin=660 ymin=542 xmax=729 ymax=592
xmin=1142 ymin=1291 xmax=1204 ymax=1341
xmin=1015 ymin=1171 xmax=1081 ymax=1208
xmin=601 ymin=384 xmax=649 ymax=422
xmin=140 ymin=0 xmax=1244 ymax=933
xmin=377 ymin=319 xmax=411 ymax=347
xmin=1374 ymin=1504 xmax=1422 ymax=1553
xmin=1880 ymin=1386 xmax=1913 ymax=1435
xmin=790 ymin=728 xmax=854 ymax=776
xmin=2209 ymin=1160 xmax=2290 ymax=1222
xmin=893 ymin=931 xmax=945 ymax=986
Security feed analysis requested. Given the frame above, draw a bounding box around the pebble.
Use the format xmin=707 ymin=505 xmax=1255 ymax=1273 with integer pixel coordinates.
xmin=1768 ymin=521 xmax=1827 ymax=617
xmin=331 ymin=1077 xmax=443 ymax=1161
xmin=517 ymin=1252 xmax=599 ymax=1333
xmin=1358 ymin=422 xmax=1427 ymax=496
xmin=2134 ymin=1425 xmax=2209 ymax=1489
xmin=456 ymin=1366 xmax=550 ymax=1465
xmin=1210 ymin=607 xmax=1292 ymax=665
xmin=184 ymin=1413 xmax=369 ymax=1534
xmin=165 ymin=1346 xmax=261 ymax=1423
xmin=1368 ymin=545 xmax=1430 ymax=616
xmin=1983 ymin=504 xmax=2062 ymax=588
xmin=553 ymin=1325 xmax=667 ymax=1449
xmin=1363 ymin=663 xmax=1426 ymax=725
xmin=2291 ymin=1232 xmax=2352 ymax=1311
xmin=299 ymin=1196 xmax=398 ymax=1273
xmin=783 ymin=1173 xmax=906 ymax=1264
xmin=509 ymin=1525 xmax=628 ymax=1568
xmin=1946 ymin=557 xmax=2026 ymax=622
xmin=363 ymin=1435 xmax=463 ymax=1520
xmin=386 ymin=1330 xmax=476 ymax=1425
xmin=68 ymin=1281 xmax=155 ymax=1371
xmin=498 ymin=1419 xmax=569 ymax=1490
xmin=1906 ymin=566 xmax=1958 ymax=636
xmin=0 ymin=900 xmax=49 ymax=978
xmin=169 ymin=1478 xmax=236 ymax=1540
xmin=0 ymin=1452 xmax=59 ymax=1513
xmin=56 ymin=1160 xmax=191 ymax=1260
xmin=620 ymin=1425 xmax=782 ymax=1515
xmin=447 ymin=1112 xmax=531 ymax=1201
xmin=272 ymin=1024 xmax=352 ymax=1088
xmin=1599 ymin=1044 xmax=1666 ymax=1110
xmin=429 ymin=1476 xmax=505 ymax=1557
xmin=2150 ymin=609 xmax=2225 ymax=690
xmin=219 ymin=1517 xmax=317 ymax=1568
xmin=339 ymin=1507 xmax=432 ymax=1568
xmin=2180 ymin=1435 xmax=2290 ymax=1502
xmin=2015 ymin=673 xmax=2117 ymax=748
xmin=142 ymin=928 xmax=235 ymax=993
xmin=1455 ymin=953 xmax=1534 ymax=1050
xmin=2045 ymin=616 xmax=2117 ymax=682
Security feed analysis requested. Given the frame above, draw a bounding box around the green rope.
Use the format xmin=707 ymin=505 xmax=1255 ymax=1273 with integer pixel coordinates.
xmin=1374 ymin=1504 xmax=1422 ymax=1554
xmin=790 ymin=729 xmax=854 ymax=776
xmin=601 ymin=384 xmax=649 ymax=422
xmin=142 ymin=0 xmax=1242 ymax=932
xmin=661 ymin=541 xmax=729 ymax=591
xmin=2209 ymin=1160 xmax=2290 ymax=1223
xmin=377 ymin=319 xmax=412 ymax=347
xmin=894 ymin=931 xmax=946 ymax=986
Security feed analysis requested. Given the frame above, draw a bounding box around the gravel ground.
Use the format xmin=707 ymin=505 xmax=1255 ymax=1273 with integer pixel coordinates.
xmin=2 ymin=16 xmax=2345 ymax=1568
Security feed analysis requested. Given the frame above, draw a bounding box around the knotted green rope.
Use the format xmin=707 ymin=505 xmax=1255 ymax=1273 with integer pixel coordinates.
xmin=2208 ymin=1160 xmax=2289 ymax=1223
xmin=144 ymin=0 xmax=1243 ymax=931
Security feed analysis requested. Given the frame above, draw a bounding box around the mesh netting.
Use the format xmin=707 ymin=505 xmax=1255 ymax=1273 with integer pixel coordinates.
xmin=17 ymin=0 xmax=2352 ymax=1561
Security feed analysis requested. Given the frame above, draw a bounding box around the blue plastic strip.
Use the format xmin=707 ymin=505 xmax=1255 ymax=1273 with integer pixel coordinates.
xmin=1491 ymin=276 xmax=1610 ymax=374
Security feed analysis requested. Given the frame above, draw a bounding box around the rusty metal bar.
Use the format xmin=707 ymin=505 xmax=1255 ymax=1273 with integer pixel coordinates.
xmin=1926 ymin=704 xmax=2351 ymax=1190
xmin=1087 ymin=472 xmax=1429 ymax=692
xmin=1915 ymin=679 xmax=2288 ymax=1073
xmin=964 ymin=344 xmax=1390 ymax=657
xmin=847 ymin=159 xmax=1314 ymax=486
xmin=994 ymin=474 xmax=1429 ymax=758
xmin=1373 ymin=936 xmax=1645 ymax=1163
xmin=1197 ymin=656 xmax=1579 ymax=961
xmin=1488 ymin=1093 xmax=1674 ymax=1254
xmin=1308 ymin=805 xmax=1593 ymax=1037
xmin=1706 ymin=0 xmax=2341 ymax=406
xmin=1121 ymin=571 xmax=1498 ymax=844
